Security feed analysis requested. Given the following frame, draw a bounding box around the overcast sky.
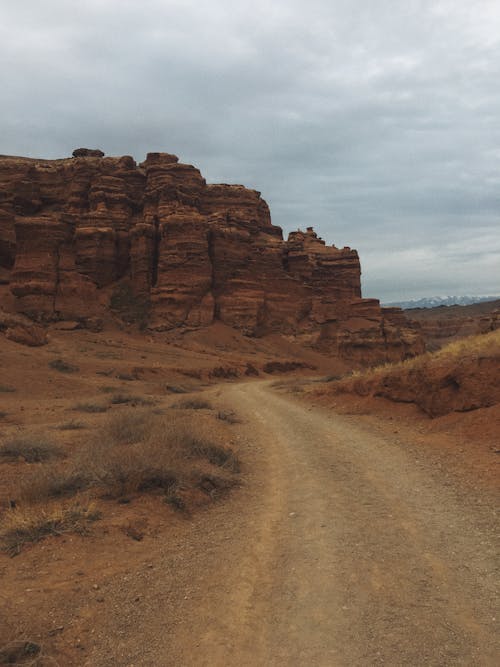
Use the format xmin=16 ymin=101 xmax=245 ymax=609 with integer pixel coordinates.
xmin=2 ymin=0 xmax=499 ymax=301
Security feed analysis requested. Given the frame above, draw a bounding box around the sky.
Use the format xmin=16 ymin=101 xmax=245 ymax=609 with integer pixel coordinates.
xmin=1 ymin=0 xmax=499 ymax=302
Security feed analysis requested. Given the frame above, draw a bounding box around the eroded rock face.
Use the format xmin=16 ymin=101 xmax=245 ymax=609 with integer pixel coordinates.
xmin=0 ymin=151 xmax=421 ymax=362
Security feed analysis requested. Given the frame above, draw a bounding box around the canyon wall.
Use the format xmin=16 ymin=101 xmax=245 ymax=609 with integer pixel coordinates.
xmin=0 ymin=151 xmax=422 ymax=363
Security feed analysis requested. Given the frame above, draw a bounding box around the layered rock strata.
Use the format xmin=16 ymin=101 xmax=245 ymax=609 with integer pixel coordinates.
xmin=0 ymin=151 xmax=422 ymax=362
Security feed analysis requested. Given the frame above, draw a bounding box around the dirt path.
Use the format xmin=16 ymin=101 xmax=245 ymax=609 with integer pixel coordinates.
xmin=86 ymin=381 xmax=499 ymax=666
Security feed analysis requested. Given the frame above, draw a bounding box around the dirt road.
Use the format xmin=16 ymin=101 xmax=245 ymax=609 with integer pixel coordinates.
xmin=87 ymin=381 xmax=499 ymax=666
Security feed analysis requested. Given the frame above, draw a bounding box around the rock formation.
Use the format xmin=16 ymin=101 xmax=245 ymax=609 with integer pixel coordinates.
xmin=0 ymin=151 xmax=422 ymax=362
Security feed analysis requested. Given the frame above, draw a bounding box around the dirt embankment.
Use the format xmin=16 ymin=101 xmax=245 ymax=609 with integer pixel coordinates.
xmin=328 ymin=330 xmax=500 ymax=417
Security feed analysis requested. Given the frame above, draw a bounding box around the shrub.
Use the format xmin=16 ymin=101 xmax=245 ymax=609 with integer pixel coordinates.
xmin=174 ymin=398 xmax=212 ymax=410
xmin=19 ymin=468 xmax=91 ymax=504
xmin=48 ymin=358 xmax=79 ymax=373
xmin=216 ymin=410 xmax=240 ymax=424
xmin=188 ymin=438 xmax=240 ymax=473
xmin=165 ymin=384 xmax=190 ymax=394
xmin=73 ymin=403 xmax=108 ymax=413
xmin=0 ymin=503 xmax=101 ymax=555
xmin=0 ymin=436 xmax=63 ymax=463
xmin=56 ymin=420 xmax=87 ymax=430
xmin=109 ymin=394 xmax=154 ymax=406
xmin=0 ymin=385 xmax=15 ymax=393
xmin=100 ymin=409 xmax=154 ymax=446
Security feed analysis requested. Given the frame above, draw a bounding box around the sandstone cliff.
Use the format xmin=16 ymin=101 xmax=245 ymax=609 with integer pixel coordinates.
xmin=0 ymin=151 xmax=422 ymax=362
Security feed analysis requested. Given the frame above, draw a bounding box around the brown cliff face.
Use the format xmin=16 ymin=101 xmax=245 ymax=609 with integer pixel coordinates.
xmin=0 ymin=151 xmax=422 ymax=362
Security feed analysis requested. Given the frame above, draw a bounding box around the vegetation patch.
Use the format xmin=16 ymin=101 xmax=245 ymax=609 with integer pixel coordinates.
xmin=100 ymin=409 xmax=153 ymax=445
xmin=0 ymin=640 xmax=42 ymax=664
xmin=188 ymin=438 xmax=240 ymax=473
xmin=55 ymin=420 xmax=87 ymax=430
xmin=73 ymin=402 xmax=108 ymax=413
xmin=165 ymin=384 xmax=190 ymax=394
xmin=0 ymin=384 xmax=15 ymax=393
xmin=217 ymin=410 xmax=240 ymax=424
xmin=0 ymin=503 xmax=101 ymax=556
xmin=0 ymin=436 xmax=64 ymax=463
xmin=327 ymin=330 xmax=500 ymax=417
xmin=19 ymin=468 xmax=91 ymax=504
xmin=109 ymin=393 xmax=154 ymax=406
xmin=48 ymin=358 xmax=79 ymax=373
xmin=174 ymin=398 xmax=212 ymax=410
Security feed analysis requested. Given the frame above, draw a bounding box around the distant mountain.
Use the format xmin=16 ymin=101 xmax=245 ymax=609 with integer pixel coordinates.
xmin=384 ymin=295 xmax=500 ymax=310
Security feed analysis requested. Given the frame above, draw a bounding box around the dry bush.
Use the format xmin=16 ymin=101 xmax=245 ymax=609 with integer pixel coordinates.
xmin=0 ymin=384 xmax=15 ymax=393
xmin=165 ymin=384 xmax=190 ymax=394
xmin=0 ymin=502 xmax=101 ymax=556
xmin=99 ymin=385 xmax=119 ymax=393
xmin=6 ymin=409 xmax=240 ymax=538
xmin=174 ymin=398 xmax=212 ymax=410
xmin=187 ymin=439 xmax=240 ymax=473
xmin=19 ymin=467 xmax=91 ymax=504
xmin=72 ymin=402 xmax=108 ymax=413
xmin=0 ymin=436 xmax=64 ymax=463
xmin=216 ymin=410 xmax=240 ymax=424
xmin=0 ymin=640 xmax=44 ymax=665
xmin=55 ymin=420 xmax=86 ymax=431
xmin=0 ymin=411 xmax=7 ymax=420
xmin=99 ymin=409 xmax=154 ymax=445
xmin=109 ymin=394 xmax=154 ymax=406
xmin=48 ymin=358 xmax=79 ymax=373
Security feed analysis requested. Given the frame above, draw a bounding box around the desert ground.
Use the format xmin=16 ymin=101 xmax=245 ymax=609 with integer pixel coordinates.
xmin=0 ymin=326 xmax=498 ymax=666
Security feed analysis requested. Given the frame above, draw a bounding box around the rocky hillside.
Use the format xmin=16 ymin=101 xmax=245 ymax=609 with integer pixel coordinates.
xmin=326 ymin=330 xmax=500 ymax=417
xmin=0 ymin=149 xmax=422 ymax=363
xmin=406 ymin=300 xmax=500 ymax=351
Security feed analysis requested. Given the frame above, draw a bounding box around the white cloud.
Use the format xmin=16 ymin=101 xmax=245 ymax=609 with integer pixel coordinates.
xmin=1 ymin=0 xmax=499 ymax=300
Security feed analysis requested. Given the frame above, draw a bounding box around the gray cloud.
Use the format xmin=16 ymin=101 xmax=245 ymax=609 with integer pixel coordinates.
xmin=1 ymin=0 xmax=499 ymax=301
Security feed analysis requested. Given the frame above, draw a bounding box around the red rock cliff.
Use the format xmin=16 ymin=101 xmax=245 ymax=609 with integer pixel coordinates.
xmin=0 ymin=151 xmax=422 ymax=363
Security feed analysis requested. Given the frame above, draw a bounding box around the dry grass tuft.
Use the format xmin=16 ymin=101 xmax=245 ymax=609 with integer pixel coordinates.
xmin=72 ymin=402 xmax=108 ymax=413
xmin=188 ymin=439 xmax=240 ymax=473
xmin=0 ymin=640 xmax=43 ymax=665
xmin=100 ymin=409 xmax=153 ymax=445
xmin=19 ymin=468 xmax=91 ymax=504
xmin=55 ymin=420 xmax=87 ymax=431
xmin=174 ymin=398 xmax=212 ymax=410
xmin=5 ymin=408 xmax=241 ymax=548
xmin=0 ymin=502 xmax=101 ymax=556
xmin=216 ymin=410 xmax=240 ymax=424
xmin=0 ymin=436 xmax=64 ymax=463
xmin=48 ymin=358 xmax=79 ymax=373
xmin=109 ymin=393 xmax=154 ymax=406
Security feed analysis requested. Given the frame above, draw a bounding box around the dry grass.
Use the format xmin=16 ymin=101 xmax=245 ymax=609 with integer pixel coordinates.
xmin=19 ymin=468 xmax=91 ymax=504
xmin=0 ymin=384 xmax=15 ymax=393
xmin=0 ymin=435 xmax=64 ymax=463
xmin=100 ymin=409 xmax=153 ymax=445
xmin=55 ymin=420 xmax=87 ymax=431
xmin=48 ymin=358 xmax=79 ymax=373
xmin=216 ymin=410 xmax=240 ymax=424
xmin=174 ymin=398 xmax=212 ymax=410
xmin=325 ymin=330 xmax=500 ymax=417
xmin=109 ymin=393 xmax=155 ymax=406
xmin=5 ymin=407 xmax=241 ymax=550
xmin=0 ymin=503 xmax=101 ymax=556
xmin=347 ymin=330 xmax=500 ymax=384
xmin=72 ymin=402 xmax=108 ymax=413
